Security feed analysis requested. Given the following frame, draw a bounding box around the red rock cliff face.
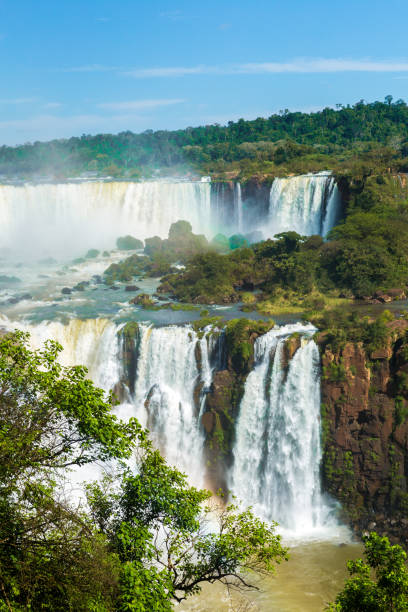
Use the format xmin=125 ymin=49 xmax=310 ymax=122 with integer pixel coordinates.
xmin=321 ymin=326 xmax=408 ymax=544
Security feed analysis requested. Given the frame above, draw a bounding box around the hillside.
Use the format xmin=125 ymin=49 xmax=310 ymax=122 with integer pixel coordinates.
xmin=1 ymin=97 xmax=408 ymax=180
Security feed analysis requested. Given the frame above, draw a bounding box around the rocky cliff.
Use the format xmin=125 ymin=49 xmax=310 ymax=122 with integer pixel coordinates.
xmin=320 ymin=319 xmax=408 ymax=545
xmin=117 ymin=317 xmax=408 ymax=545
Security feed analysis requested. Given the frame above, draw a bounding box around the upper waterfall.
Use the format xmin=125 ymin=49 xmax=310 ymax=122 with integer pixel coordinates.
xmin=230 ymin=323 xmax=337 ymax=538
xmin=267 ymin=173 xmax=341 ymax=238
xmin=0 ymin=181 xmax=212 ymax=258
xmin=0 ymin=174 xmax=342 ymax=261
xmin=234 ymin=183 xmax=243 ymax=233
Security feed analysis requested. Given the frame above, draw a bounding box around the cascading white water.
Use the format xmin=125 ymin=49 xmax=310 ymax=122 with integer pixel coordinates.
xmin=230 ymin=323 xmax=337 ymax=539
xmin=0 ymin=181 xmax=212 ymax=259
xmin=2 ymin=316 xmax=121 ymax=391
xmin=0 ymin=174 xmax=341 ymax=262
xmin=1 ymin=313 xmax=214 ymax=488
xmin=235 ymin=183 xmax=243 ymax=233
xmin=2 ymin=313 xmax=345 ymax=539
xmin=131 ymin=324 xmax=213 ymax=487
xmin=267 ymin=173 xmax=341 ymax=238
xmin=321 ymin=177 xmax=341 ymax=237
xmin=0 ymin=316 xmax=123 ymax=497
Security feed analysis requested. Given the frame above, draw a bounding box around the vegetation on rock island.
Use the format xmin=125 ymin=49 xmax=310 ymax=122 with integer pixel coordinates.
xmin=160 ymin=204 xmax=408 ymax=306
xmin=0 ymin=330 xmax=288 ymax=611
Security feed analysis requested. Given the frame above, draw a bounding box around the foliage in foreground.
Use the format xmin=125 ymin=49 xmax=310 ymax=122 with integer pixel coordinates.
xmin=0 ymin=331 xmax=287 ymax=611
xmin=327 ymin=532 xmax=408 ymax=611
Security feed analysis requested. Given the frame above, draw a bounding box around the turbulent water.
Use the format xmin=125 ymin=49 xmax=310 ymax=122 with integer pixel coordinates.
xmin=267 ymin=173 xmax=341 ymax=237
xmin=230 ymin=323 xmax=337 ymax=538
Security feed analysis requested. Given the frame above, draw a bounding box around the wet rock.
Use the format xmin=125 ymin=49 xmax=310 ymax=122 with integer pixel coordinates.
xmin=281 ymin=334 xmax=302 ymax=374
xmin=61 ymin=287 xmax=72 ymax=295
xmin=371 ymin=345 xmax=392 ymax=360
xmin=374 ymin=288 xmax=406 ymax=301
xmin=73 ymin=281 xmax=89 ymax=292
xmin=0 ymin=275 xmax=21 ymax=284
xmin=129 ymin=293 xmax=154 ymax=305
xmin=85 ymin=249 xmax=100 ymax=259
xmin=321 ymin=337 xmax=408 ymax=547
xmin=125 ymin=285 xmax=140 ymax=292
xmin=201 ymin=412 xmax=215 ymax=433
xmin=116 ymin=235 xmax=144 ymax=250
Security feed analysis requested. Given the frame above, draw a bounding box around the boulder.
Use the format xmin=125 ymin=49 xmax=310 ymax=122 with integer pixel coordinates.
xmin=61 ymin=287 xmax=72 ymax=295
xmin=129 ymin=293 xmax=154 ymax=306
xmin=85 ymin=249 xmax=99 ymax=259
xmin=125 ymin=285 xmax=140 ymax=292
xmin=374 ymin=288 xmax=406 ymax=302
xmin=116 ymin=235 xmax=144 ymax=250
xmin=73 ymin=281 xmax=89 ymax=292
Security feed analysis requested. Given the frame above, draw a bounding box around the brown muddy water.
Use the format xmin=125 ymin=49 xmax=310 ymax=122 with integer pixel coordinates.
xmin=179 ymin=540 xmax=363 ymax=612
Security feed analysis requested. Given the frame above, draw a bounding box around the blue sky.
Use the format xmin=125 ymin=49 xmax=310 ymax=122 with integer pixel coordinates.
xmin=1 ymin=0 xmax=408 ymax=145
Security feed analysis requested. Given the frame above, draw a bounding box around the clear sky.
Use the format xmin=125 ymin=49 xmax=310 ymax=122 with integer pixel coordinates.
xmin=1 ymin=0 xmax=408 ymax=145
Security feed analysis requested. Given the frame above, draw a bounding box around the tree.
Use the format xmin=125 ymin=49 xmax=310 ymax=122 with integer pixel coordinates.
xmin=327 ymin=532 xmax=408 ymax=611
xmin=0 ymin=331 xmax=288 ymax=610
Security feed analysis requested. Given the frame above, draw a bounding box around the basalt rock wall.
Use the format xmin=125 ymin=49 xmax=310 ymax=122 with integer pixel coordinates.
xmin=320 ymin=320 xmax=408 ymax=545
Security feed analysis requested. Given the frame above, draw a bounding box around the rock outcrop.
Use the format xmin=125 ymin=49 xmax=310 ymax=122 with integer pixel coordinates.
xmin=320 ymin=321 xmax=408 ymax=545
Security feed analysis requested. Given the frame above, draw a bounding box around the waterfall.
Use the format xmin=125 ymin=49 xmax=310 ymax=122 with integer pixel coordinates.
xmin=2 ymin=312 xmax=341 ymax=537
xmin=0 ymin=174 xmax=342 ymax=261
xmin=131 ymin=324 xmax=213 ymax=487
xmin=234 ymin=183 xmax=243 ymax=233
xmin=1 ymin=315 xmax=215 ymax=488
xmin=0 ymin=181 xmax=212 ymax=259
xmin=267 ymin=173 xmax=341 ymax=238
xmin=230 ymin=323 xmax=336 ymax=538
xmin=321 ymin=177 xmax=342 ymax=237
xmin=7 ymin=317 xmax=121 ymax=391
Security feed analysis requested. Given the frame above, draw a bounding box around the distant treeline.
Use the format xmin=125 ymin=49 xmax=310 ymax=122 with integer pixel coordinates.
xmin=2 ymin=97 xmax=408 ymax=178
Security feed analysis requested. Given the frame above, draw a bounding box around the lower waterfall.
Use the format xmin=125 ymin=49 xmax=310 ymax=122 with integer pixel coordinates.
xmin=131 ymin=324 xmax=213 ymax=487
xmin=2 ymin=315 xmax=339 ymax=537
xmin=230 ymin=323 xmax=337 ymax=538
xmin=10 ymin=317 xmax=121 ymax=391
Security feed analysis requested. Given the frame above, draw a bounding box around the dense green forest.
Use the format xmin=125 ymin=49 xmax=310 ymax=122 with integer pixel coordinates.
xmin=1 ymin=97 xmax=408 ymax=179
